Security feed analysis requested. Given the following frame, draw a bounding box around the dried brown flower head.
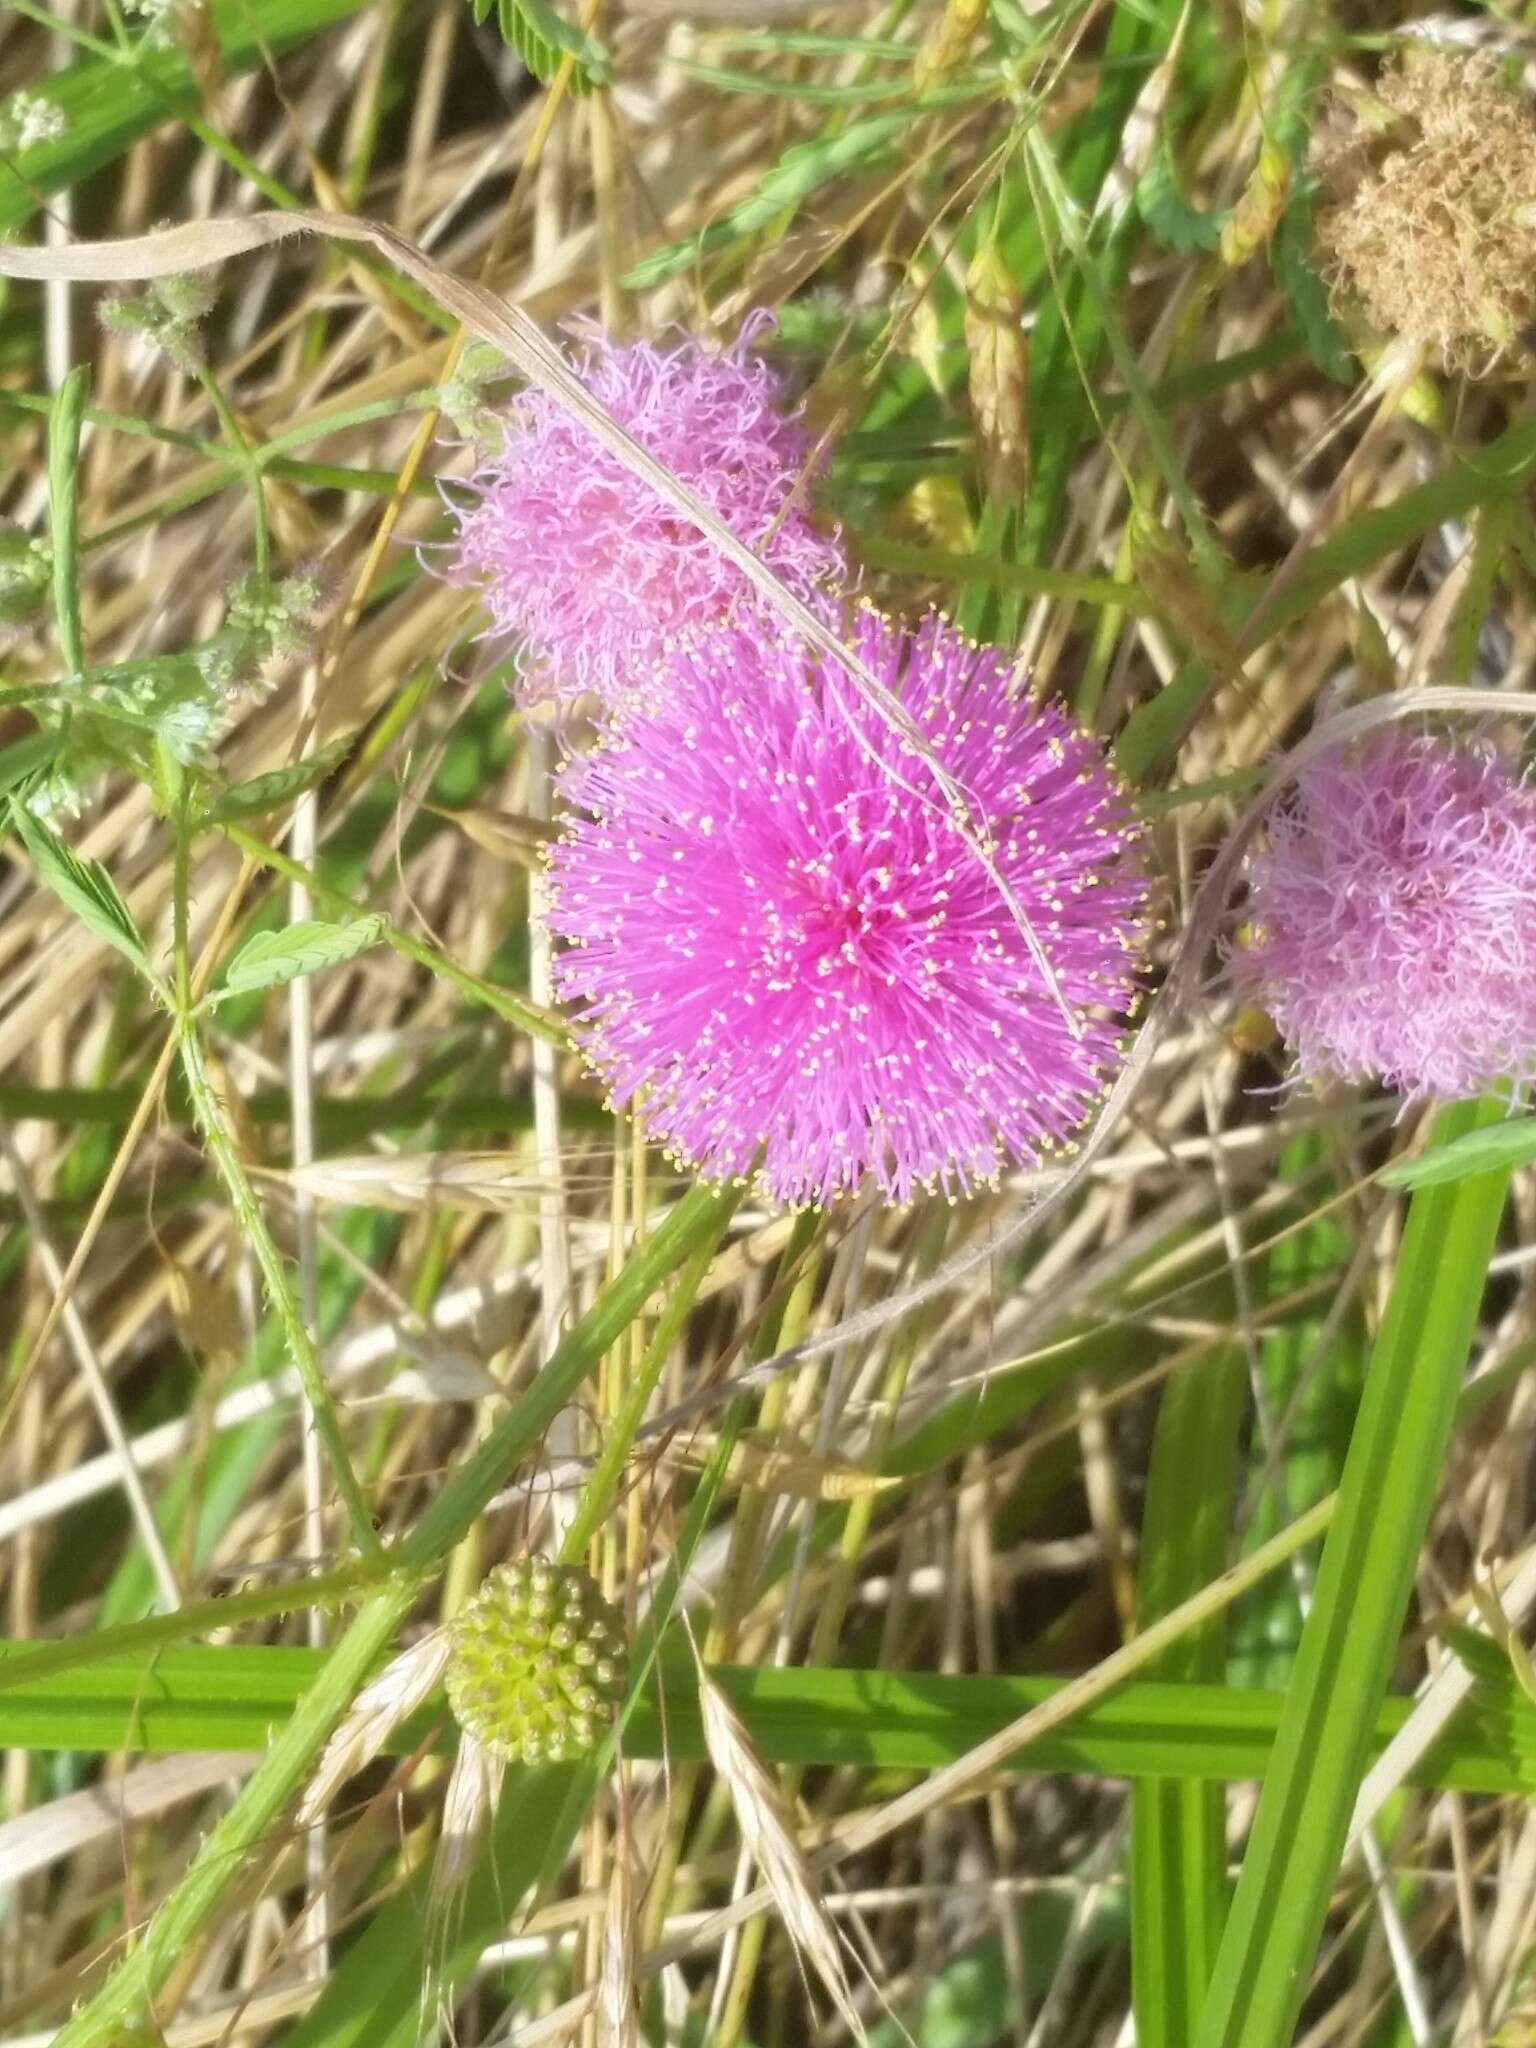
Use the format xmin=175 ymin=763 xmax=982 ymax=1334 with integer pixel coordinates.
xmin=1314 ymin=53 xmax=1536 ymax=372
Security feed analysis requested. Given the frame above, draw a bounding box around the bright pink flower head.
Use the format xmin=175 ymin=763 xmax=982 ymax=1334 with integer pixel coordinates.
xmin=547 ymin=610 xmax=1151 ymax=1206
xmin=444 ymin=322 xmax=844 ymax=711
xmin=1238 ymin=729 xmax=1536 ymax=1099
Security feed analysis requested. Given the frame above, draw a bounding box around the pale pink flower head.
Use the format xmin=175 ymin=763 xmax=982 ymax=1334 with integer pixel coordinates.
xmin=547 ymin=609 xmax=1151 ymax=1207
xmin=444 ymin=321 xmax=844 ymax=712
xmin=1237 ymin=729 xmax=1536 ymax=1099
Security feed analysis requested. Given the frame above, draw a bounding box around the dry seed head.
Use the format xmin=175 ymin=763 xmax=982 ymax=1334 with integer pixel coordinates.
xmin=299 ymin=1631 xmax=453 ymax=1824
xmin=697 ymin=1670 xmax=866 ymax=2040
xmin=1314 ymin=53 xmax=1536 ymax=371
xmin=964 ymin=245 xmax=1029 ymax=503
xmin=445 ymin=1558 xmax=628 ymax=1764
xmin=914 ymin=0 xmax=986 ymax=92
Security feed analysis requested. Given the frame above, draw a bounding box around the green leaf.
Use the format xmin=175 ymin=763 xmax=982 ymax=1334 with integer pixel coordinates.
xmin=1192 ymin=1096 xmax=1512 ymax=2048
xmin=9 ymin=799 xmax=148 ymax=972
xmin=48 ymin=363 xmax=89 ymax=676
xmin=469 ymin=0 xmax=610 ymax=92
xmin=202 ymin=739 xmax=351 ymax=825
xmin=1272 ymin=193 xmax=1353 ymax=386
xmin=217 ymin=915 xmax=386 ymax=997
xmin=1136 ymin=135 xmax=1225 ymax=252
xmin=1379 ymin=1112 xmax=1536 ymax=1190
xmin=0 ymin=730 xmax=59 ymax=800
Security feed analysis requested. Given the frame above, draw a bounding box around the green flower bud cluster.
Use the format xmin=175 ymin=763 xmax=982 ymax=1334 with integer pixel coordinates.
xmin=445 ymin=1559 xmax=628 ymax=1765
xmin=100 ymin=272 xmax=219 ymax=375
xmin=198 ymin=568 xmax=327 ymax=694
xmin=0 ymin=529 xmax=51 ymax=635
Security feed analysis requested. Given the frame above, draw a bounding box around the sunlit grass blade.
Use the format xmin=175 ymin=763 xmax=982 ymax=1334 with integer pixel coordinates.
xmin=6 ymin=1648 xmax=1535 ymax=1798
xmin=1132 ymin=1347 xmax=1246 ymax=2048
xmin=1192 ymin=1096 xmax=1512 ymax=2048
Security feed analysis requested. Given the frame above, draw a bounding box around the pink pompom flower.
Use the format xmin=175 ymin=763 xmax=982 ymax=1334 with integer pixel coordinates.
xmin=1237 ymin=729 xmax=1536 ymax=1100
xmin=443 ymin=321 xmax=844 ymax=711
xmin=547 ymin=609 xmax=1151 ymax=1207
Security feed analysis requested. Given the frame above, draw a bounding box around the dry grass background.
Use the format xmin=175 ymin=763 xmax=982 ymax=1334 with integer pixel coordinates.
xmin=1 ymin=2 xmax=1536 ymax=2046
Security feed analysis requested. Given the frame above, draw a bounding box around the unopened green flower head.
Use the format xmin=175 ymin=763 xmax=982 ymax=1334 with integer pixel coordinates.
xmin=445 ymin=1559 xmax=628 ymax=1765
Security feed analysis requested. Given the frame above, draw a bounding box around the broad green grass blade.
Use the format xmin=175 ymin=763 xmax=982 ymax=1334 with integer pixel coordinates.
xmin=1192 ymin=1097 xmax=1512 ymax=2048
xmin=1132 ymin=1348 xmax=1246 ymax=2048
xmin=5 ymin=1649 xmax=1532 ymax=1798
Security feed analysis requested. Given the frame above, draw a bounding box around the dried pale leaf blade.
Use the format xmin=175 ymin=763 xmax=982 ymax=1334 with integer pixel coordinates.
xmin=48 ymin=364 xmax=89 ymax=676
xmin=670 ymin=1433 xmax=898 ymax=1501
xmin=1221 ymin=139 xmax=1292 ymax=266
xmin=599 ymin=1821 xmax=640 ymax=2048
xmin=425 ymin=801 xmax=555 ymax=866
xmin=300 ymin=1634 xmax=453 ymax=1824
xmin=273 ymin=1151 xmax=554 ymax=1213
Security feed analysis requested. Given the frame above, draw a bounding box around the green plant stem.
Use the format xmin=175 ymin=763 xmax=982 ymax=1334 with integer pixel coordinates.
xmin=1022 ymin=123 xmax=1224 ymax=584
xmin=177 ymin=1028 xmax=381 ymax=1547
xmin=1192 ymin=1097 xmax=1512 ymax=2048
xmin=559 ymin=1189 xmax=742 ymax=1565
xmin=194 ymin=364 xmax=270 ymax=577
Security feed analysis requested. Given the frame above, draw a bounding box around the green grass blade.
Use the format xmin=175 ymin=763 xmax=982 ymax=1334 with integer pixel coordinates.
xmin=1192 ymin=1097 xmax=1512 ymax=2048
xmin=4 ymin=1650 xmax=1532 ymax=1798
xmin=1132 ymin=1348 xmax=1246 ymax=2048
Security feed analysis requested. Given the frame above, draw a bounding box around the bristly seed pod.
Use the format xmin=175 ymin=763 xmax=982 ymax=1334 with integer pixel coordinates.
xmin=445 ymin=1559 xmax=628 ymax=1764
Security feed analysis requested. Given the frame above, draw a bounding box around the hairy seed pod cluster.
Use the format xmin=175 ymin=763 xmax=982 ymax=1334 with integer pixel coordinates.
xmin=445 ymin=1559 xmax=628 ymax=1764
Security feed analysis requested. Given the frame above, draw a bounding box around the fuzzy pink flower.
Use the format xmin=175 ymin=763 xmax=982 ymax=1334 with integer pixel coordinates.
xmin=547 ymin=609 xmax=1150 ymax=1206
xmin=1238 ymin=729 xmax=1536 ymax=1099
xmin=444 ymin=322 xmax=844 ymax=710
